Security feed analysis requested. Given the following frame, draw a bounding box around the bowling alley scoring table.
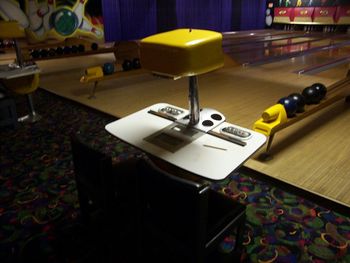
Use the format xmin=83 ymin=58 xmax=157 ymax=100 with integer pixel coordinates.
xmin=105 ymin=103 xmax=267 ymax=180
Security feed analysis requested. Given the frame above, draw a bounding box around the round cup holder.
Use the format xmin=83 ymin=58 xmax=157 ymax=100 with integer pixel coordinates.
xmin=202 ymin=120 xmax=214 ymax=127
xmin=175 ymin=107 xmax=225 ymax=132
xmin=211 ymin=113 xmax=222 ymax=121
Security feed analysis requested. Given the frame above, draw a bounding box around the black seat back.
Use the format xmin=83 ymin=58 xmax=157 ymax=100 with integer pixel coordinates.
xmin=71 ymin=135 xmax=115 ymax=224
xmin=137 ymin=159 xmax=211 ymax=262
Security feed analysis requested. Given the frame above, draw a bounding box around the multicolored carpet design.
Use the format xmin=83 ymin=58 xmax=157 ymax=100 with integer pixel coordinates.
xmin=0 ymin=89 xmax=349 ymax=263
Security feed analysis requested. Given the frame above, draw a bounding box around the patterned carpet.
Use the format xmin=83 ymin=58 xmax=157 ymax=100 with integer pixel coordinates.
xmin=0 ymin=89 xmax=349 ymax=263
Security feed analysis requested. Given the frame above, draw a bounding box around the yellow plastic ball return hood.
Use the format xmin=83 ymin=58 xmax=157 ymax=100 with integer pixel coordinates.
xmin=140 ymin=28 xmax=224 ymax=79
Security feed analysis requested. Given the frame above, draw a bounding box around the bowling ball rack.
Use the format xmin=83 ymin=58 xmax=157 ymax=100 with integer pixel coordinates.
xmin=22 ymin=41 xmax=117 ymax=62
xmin=80 ymin=66 xmax=145 ymax=99
xmin=254 ymin=70 xmax=350 ymax=158
xmin=20 ymin=39 xmax=140 ymax=63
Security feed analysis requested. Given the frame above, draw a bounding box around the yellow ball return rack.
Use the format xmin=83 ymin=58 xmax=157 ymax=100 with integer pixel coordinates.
xmin=253 ymin=71 xmax=350 ymax=158
xmin=80 ymin=65 xmax=144 ymax=99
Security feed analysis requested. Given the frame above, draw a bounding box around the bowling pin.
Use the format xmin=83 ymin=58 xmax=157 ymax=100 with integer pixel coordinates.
xmin=43 ymin=0 xmax=55 ymax=32
xmin=265 ymin=9 xmax=272 ymax=27
xmin=72 ymin=0 xmax=86 ymax=27
xmin=37 ymin=5 xmax=48 ymax=17
xmin=80 ymin=19 xmax=103 ymax=38
xmin=27 ymin=0 xmax=43 ymax=32
xmin=0 ymin=0 xmax=29 ymax=28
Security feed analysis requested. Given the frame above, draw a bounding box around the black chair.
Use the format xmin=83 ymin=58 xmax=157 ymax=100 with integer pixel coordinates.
xmin=70 ymin=134 xmax=139 ymax=261
xmin=71 ymin=134 xmax=114 ymax=225
xmin=136 ymin=159 xmax=246 ymax=263
xmin=0 ymin=87 xmax=17 ymax=129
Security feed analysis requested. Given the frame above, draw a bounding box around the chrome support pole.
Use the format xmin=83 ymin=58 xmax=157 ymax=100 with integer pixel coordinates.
xmin=13 ymin=39 xmax=24 ymax=68
xmin=188 ymin=76 xmax=200 ymax=126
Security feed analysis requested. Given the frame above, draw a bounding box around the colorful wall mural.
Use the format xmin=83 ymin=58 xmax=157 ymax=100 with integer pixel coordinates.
xmin=0 ymin=0 xmax=104 ymax=42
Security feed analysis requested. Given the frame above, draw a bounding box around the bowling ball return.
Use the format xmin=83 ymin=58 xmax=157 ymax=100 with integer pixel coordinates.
xmin=80 ymin=61 xmax=144 ymax=99
xmin=21 ymin=38 xmax=122 ymax=63
xmin=253 ymin=72 xmax=350 ymax=158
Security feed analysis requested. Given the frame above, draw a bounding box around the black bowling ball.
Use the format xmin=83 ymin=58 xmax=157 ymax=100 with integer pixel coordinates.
xmin=91 ymin=42 xmax=98 ymax=51
xmin=132 ymin=58 xmax=141 ymax=69
xmin=71 ymin=45 xmax=78 ymax=53
xmin=78 ymin=44 xmax=85 ymax=52
xmin=277 ymin=97 xmax=297 ymax=118
xmin=39 ymin=49 xmax=48 ymax=57
xmin=5 ymin=40 xmax=14 ymax=48
xmin=63 ymin=46 xmax=71 ymax=54
xmin=311 ymin=83 xmax=327 ymax=100
xmin=288 ymin=93 xmax=306 ymax=113
xmin=48 ymin=48 xmax=56 ymax=57
xmin=31 ymin=49 xmax=40 ymax=59
xmin=302 ymin=86 xmax=321 ymax=105
xmin=122 ymin=59 xmax=133 ymax=71
xmin=56 ymin=46 xmax=63 ymax=55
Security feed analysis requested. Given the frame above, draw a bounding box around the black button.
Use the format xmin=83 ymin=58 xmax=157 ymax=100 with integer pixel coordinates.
xmin=202 ymin=120 xmax=214 ymax=126
xmin=211 ymin=114 xmax=222 ymax=121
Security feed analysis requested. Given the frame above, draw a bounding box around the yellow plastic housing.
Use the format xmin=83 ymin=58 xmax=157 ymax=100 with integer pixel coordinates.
xmin=2 ymin=73 xmax=40 ymax=95
xmin=253 ymin=104 xmax=287 ymax=136
xmin=80 ymin=66 xmax=104 ymax=83
xmin=0 ymin=21 xmax=25 ymax=39
xmin=140 ymin=29 xmax=224 ymax=78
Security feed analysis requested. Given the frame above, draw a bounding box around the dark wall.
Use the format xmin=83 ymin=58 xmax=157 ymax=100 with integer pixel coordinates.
xmin=102 ymin=0 xmax=267 ymax=41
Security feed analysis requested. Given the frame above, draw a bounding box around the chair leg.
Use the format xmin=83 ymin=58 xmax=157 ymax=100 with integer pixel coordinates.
xmin=233 ymin=212 xmax=246 ymax=261
xmin=18 ymin=93 xmax=41 ymax=123
xmin=0 ymin=97 xmax=18 ymax=128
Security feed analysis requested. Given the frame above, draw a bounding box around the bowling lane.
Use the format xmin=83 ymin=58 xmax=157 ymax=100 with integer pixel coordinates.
xmin=222 ymin=29 xmax=289 ymax=39
xmin=223 ymin=36 xmax=321 ymax=54
xmin=227 ymin=34 xmax=350 ymax=66
xmin=247 ymin=44 xmax=350 ymax=80
xmin=222 ymin=31 xmax=312 ymax=47
xmin=223 ymin=29 xmax=350 ymax=59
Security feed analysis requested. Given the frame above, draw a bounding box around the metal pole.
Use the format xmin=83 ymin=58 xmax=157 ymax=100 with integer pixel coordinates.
xmin=13 ymin=39 xmax=24 ymax=68
xmin=188 ymin=76 xmax=200 ymax=126
xmin=27 ymin=93 xmax=35 ymax=115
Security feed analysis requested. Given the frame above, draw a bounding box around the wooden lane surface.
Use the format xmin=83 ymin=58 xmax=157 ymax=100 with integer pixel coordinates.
xmin=222 ymin=29 xmax=287 ymax=39
xmin=222 ymin=31 xmax=313 ymax=48
xmin=224 ymin=36 xmax=323 ymax=54
xmin=296 ymin=54 xmax=350 ymax=75
xmin=224 ymin=33 xmax=350 ymax=55
xmin=228 ymin=34 xmax=350 ymax=66
xmin=38 ymin=30 xmax=350 ymax=207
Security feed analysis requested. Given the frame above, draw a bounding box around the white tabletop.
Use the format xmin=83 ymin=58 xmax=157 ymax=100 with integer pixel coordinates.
xmin=0 ymin=64 xmax=40 ymax=79
xmin=106 ymin=103 xmax=266 ymax=180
